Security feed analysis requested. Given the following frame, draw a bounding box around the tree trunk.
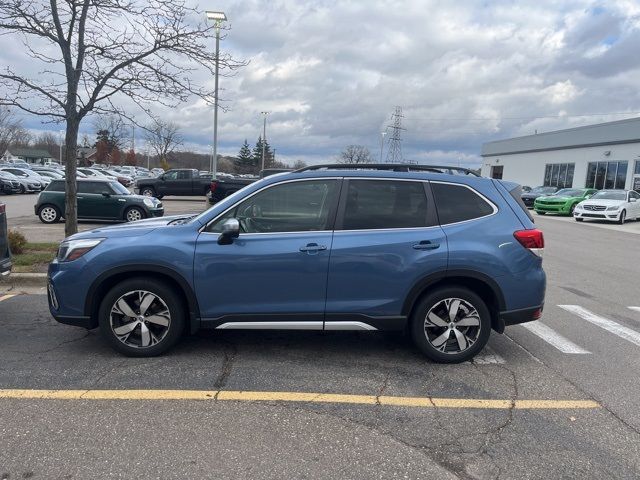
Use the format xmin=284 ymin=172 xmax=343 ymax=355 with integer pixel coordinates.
xmin=64 ymin=117 xmax=79 ymax=237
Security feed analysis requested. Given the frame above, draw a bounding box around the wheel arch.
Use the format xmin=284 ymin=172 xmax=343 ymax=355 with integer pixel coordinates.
xmin=402 ymin=269 xmax=506 ymax=334
xmin=84 ymin=265 xmax=201 ymax=333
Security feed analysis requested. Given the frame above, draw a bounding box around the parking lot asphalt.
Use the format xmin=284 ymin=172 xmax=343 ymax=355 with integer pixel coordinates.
xmin=1 ymin=204 xmax=640 ymax=479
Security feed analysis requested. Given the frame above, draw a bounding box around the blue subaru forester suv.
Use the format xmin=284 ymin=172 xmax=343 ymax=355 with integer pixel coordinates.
xmin=48 ymin=164 xmax=545 ymax=363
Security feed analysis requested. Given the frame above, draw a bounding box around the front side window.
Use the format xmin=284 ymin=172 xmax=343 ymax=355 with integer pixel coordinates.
xmin=163 ymin=170 xmax=179 ymax=180
xmin=208 ymin=180 xmax=339 ymax=233
xmin=341 ymin=180 xmax=429 ymax=230
xmin=78 ymin=182 xmax=110 ymax=194
xmin=432 ymin=183 xmax=495 ymax=224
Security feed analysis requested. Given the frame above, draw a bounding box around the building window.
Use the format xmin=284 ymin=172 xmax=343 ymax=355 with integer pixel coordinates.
xmin=586 ymin=161 xmax=628 ymax=190
xmin=543 ymin=163 xmax=574 ymax=188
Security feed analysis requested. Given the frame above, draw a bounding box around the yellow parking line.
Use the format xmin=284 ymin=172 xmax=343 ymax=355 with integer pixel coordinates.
xmin=0 ymin=389 xmax=600 ymax=409
xmin=0 ymin=294 xmax=16 ymax=302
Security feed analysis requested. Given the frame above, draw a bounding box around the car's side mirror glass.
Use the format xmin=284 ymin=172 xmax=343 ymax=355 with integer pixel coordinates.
xmin=217 ymin=218 xmax=240 ymax=245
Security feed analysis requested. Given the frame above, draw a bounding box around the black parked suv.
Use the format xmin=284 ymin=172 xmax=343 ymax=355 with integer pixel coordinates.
xmin=0 ymin=202 xmax=11 ymax=277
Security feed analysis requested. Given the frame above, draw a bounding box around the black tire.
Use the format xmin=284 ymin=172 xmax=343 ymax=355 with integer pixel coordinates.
xmin=536 ymin=211 xmax=546 ymax=215
xmin=98 ymin=277 xmax=186 ymax=357
xmin=141 ymin=187 xmax=156 ymax=197
xmin=38 ymin=204 xmax=61 ymax=224
xmin=19 ymin=185 xmax=26 ymax=194
xmin=410 ymin=287 xmax=491 ymax=364
xmin=569 ymin=204 xmax=576 ymax=215
xmin=618 ymin=210 xmax=626 ymax=225
xmin=124 ymin=206 xmax=146 ymax=223
xmin=575 ymin=218 xmax=584 ymax=222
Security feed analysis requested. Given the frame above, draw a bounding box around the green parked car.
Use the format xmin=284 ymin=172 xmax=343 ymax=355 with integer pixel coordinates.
xmin=35 ymin=179 xmax=164 ymax=224
xmin=534 ymin=188 xmax=598 ymax=216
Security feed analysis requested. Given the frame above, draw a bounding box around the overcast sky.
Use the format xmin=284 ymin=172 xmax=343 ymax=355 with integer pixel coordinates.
xmin=3 ymin=0 xmax=640 ymax=167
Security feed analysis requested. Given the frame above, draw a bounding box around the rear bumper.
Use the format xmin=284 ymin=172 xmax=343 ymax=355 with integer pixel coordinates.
xmin=501 ymin=305 xmax=543 ymax=326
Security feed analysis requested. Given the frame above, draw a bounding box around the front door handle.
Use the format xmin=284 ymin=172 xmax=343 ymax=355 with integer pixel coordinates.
xmin=299 ymin=243 xmax=327 ymax=253
xmin=413 ymin=240 xmax=440 ymax=250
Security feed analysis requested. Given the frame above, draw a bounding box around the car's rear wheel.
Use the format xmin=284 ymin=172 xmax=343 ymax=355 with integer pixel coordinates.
xmin=98 ymin=278 xmax=185 ymax=356
xmin=125 ymin=206 xmax=145 ymax=222
xmin=141 ymin=187 xmax=156 ymax=197
xmin=38 ymin=205 xmax=61 ymax=224
xmin=410 ymin=287 xmax=491 ymax=364
xmin=618 ymin=210 xmax=626 ymax=225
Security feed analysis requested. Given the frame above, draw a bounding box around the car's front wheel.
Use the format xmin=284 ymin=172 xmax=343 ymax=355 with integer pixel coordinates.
xmin=98 ymin=278 xmax=185 ymax=356
xmin=141 ymin=187 xmax=156 ymax=197
xmin=125 ymin=206 xmax=145 ymax=222
xmin=410 ymin=287 xmax=491 ymax=363
xmin=618 ymin=210 xmax=626 ymax=225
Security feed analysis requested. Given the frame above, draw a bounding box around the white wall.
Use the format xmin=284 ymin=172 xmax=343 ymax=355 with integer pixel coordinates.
xmin=481 ymin=142 xmax=640 ymax=189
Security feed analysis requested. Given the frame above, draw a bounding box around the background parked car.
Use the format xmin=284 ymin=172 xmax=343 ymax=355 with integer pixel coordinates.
xmin=0 ymin=201 xmax=10 ymax=277
xmin=136 ymin=168 xmax=216 ymax=198
xmin=0 ymin=171 xmax=22 ymax=194
xmin=534 ymin=188 xmax=598 ymax=216
xmin=574 ymin=189 xmax=640 ymax=224
xmin=521 ymin=186 xmax=558 ymax=208
xmin=0 ymin=167 xmax=44 ymax=193
xmin=78 ymin=167 xmax=118 ymax=182
xmin=35 ymin=179 xmax=164 ymax=224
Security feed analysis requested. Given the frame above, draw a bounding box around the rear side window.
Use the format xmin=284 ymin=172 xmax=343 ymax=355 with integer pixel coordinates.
xmin=46 ymin=180 xmax=65 ymax=192
xmin=341 ymin=180 xmax=429 ymax=230
xmin=432 ymin=183 xmax=495 ymax=224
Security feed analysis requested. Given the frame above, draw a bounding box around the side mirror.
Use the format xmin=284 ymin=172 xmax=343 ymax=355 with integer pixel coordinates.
xmin=217 ymin=218 xmax=240 ymax=245
xmin=160 ymin=175 xmax=166 ymax=181
xmin=631 ymin=198 xmax=637 ymax=203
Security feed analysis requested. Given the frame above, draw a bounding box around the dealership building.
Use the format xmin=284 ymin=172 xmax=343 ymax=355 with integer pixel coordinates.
xmin=480 ymin=117 xmax=640 ymax=192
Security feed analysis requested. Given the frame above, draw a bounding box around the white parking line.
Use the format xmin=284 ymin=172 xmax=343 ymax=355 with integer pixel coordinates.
xmin=520 ymin=321 xmax=590 ymax=354
xmin=560 ymin=305 xmax=640 ymax=348
xmin=0 ymin=294 xmax=16 ymax=303
xmin=628 ymin=307 xmax=640 ymax=314
xmin=470 ymin=346 xmax=505 ymax=364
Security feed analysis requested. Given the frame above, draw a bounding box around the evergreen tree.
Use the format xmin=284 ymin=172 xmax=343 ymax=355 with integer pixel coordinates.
xmin=237 ymin=139 xmax=254 ymax=173
xmin=252 ymin=136 xmax=274 ymax=170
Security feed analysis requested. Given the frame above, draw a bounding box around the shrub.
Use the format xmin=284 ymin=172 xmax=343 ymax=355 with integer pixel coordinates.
xmin=8 ymin=229 xmax=27 ymax=254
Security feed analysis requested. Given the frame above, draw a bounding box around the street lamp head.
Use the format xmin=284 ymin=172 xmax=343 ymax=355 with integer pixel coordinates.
xmin=206 ymin=11 xmax=227 ymax=22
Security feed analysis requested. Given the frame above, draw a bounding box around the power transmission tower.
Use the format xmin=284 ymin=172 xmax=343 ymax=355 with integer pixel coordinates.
xmin=385 ymin=106 xmax=405 ymax=163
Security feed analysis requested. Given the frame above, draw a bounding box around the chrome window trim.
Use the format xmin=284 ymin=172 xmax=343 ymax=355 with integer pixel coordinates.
xmin=200 ymin=177 xmax=343 ymax=234
xmin=430 ymin=180 xmax=498 ymax=227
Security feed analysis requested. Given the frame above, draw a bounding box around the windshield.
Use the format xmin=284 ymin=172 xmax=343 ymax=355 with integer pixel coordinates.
xmin=0 ymin=171 xmax=17 ymax=179
xmin=590 ymin=191 xmax=626 ymax=201
xmin=110 ymin=181 xmax=130 ymax=195
xmin=555 ymin=189 xmax=583 ymax=197
xmin=530 ymin=186 xmax=556 ymax=194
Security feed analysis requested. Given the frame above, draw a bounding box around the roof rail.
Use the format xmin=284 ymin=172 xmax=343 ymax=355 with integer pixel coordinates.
xmin=293 ymin=163 xmax=480 ymax=177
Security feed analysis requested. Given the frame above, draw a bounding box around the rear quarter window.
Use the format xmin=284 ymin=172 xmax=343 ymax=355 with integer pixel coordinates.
xmin=431 ymin=182 xmax=495 ymax=224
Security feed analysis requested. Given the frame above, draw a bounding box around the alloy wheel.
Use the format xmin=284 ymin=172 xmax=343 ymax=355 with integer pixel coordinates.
xmin=423 ymin=298 xmax=481 ymax=354
xmin=40 ymin=207 xmax=57 ymax=223
xmin=126 ymin=208 xmax=143 ymax=222
xmin=109 ymin=290 xmax=171 ymax=348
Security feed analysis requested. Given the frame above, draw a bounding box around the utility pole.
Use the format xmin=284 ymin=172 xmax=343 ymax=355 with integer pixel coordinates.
xmin=261 ymin=111 xmax=269 ymax=171
xmin=385 ymin=106 xmax=405 ymax=164
xmin=379 ymin=131 xmax=387 ymax=161
xmin=206 ymin=11 xmax=227 ymax=177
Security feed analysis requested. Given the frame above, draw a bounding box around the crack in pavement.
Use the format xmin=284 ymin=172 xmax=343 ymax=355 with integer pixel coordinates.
xmin=374 ymin=372 xmax=390 ymax=406
xmin=212 ymin=339 xmax=237 ymax=400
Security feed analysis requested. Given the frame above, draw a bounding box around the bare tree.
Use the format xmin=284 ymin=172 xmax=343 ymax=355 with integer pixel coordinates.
xmin=144 ymin=119 xmax=183 ymax=163
xmin=93 ymin=115 xmax=127 ymax=150
xmin=0 ymin=1 xmax=245 ymax=236
xmin=339 ymin=145 xmax=372 ymax=164
xmin=291 ymin=159 xmax=307 ymax=169
xmin=33 ymin=131 xmax=61 ymax=158
xmin=0 ymin=108 xmax=27 ymax=154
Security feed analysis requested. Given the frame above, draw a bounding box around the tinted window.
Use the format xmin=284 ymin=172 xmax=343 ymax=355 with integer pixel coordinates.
xmin=209 ymin=180 xmax=339 ymax=233
xmin=78 ymin=182 xmax=111 ymax=194
xmin=163 ymin=171 xmax=178 ymax=180
xmin=341 ymin=180 xmax=429 ymax=230
xmin=177 ymin=170 xmax=192 ymax=180
xmin=46 ymin=180 xmax=65 ymax=192
xmin=432 ymin=183 xmax=495 ymax=224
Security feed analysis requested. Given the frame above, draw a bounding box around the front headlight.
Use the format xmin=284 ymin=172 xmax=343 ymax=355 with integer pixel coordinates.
xmin=57 ymin=238 xmax=105 ymax=262
xmin=606 ymin=206 xmax=620 ymax=211
xmin=143 ymin=198 xmax=155 ymax=208
xmin=574 ymin=204 xmax=583 ymax=210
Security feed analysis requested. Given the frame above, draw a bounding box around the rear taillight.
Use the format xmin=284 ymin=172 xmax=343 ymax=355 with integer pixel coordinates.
xmin=513 ymin=229 xmax=544 ymax=258
xmin=210 ymin=180 xmax=218 ymax=193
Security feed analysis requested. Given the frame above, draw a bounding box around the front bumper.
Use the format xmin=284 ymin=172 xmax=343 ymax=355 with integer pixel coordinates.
xmin=148 ymin=207 xmax=164 ymax=218
xmin=48 ymin=265 xmax=98 ymax=329
xmin=573 ymin=210 xmax=620 ymax=221
xmin=534 ymin=203 xmax=569 ymax=214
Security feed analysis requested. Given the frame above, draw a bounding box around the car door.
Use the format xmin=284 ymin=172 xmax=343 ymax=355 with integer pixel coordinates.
xmin=325 ymin=179 xmax=448 ymax=330
xmin=157 ymin=170 xmax=180 ymax=196
xmin=77 ymin=182 xmax=121 ymax=219
xmin=193 ymin=178 xmax=341 ymax=327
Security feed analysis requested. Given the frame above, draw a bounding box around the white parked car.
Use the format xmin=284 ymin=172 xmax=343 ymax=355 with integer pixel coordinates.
xmin=574 ymin=189 xmax=640 ymax=224
xmin=0 ymin=167 xmax=46 ymax=193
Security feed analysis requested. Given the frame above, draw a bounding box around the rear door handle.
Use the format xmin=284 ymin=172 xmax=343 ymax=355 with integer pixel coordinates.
xmin=413 ymin=240 xmax=440 ymax=250
xmin=299 ymin=243 xmax=327 ymax=253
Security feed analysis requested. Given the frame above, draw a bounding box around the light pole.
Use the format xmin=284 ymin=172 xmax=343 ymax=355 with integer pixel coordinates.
xmin=379 ymin=131 xmax=387 ymax=161
xmin=206 ymin=10 xmax=227 ymax=177
xmin=261 ymin=111 xmax=269 ymax=171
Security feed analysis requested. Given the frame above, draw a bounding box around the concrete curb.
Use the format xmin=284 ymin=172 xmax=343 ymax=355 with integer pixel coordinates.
xmin=0 ymin=272 xmax=47 ymax=288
